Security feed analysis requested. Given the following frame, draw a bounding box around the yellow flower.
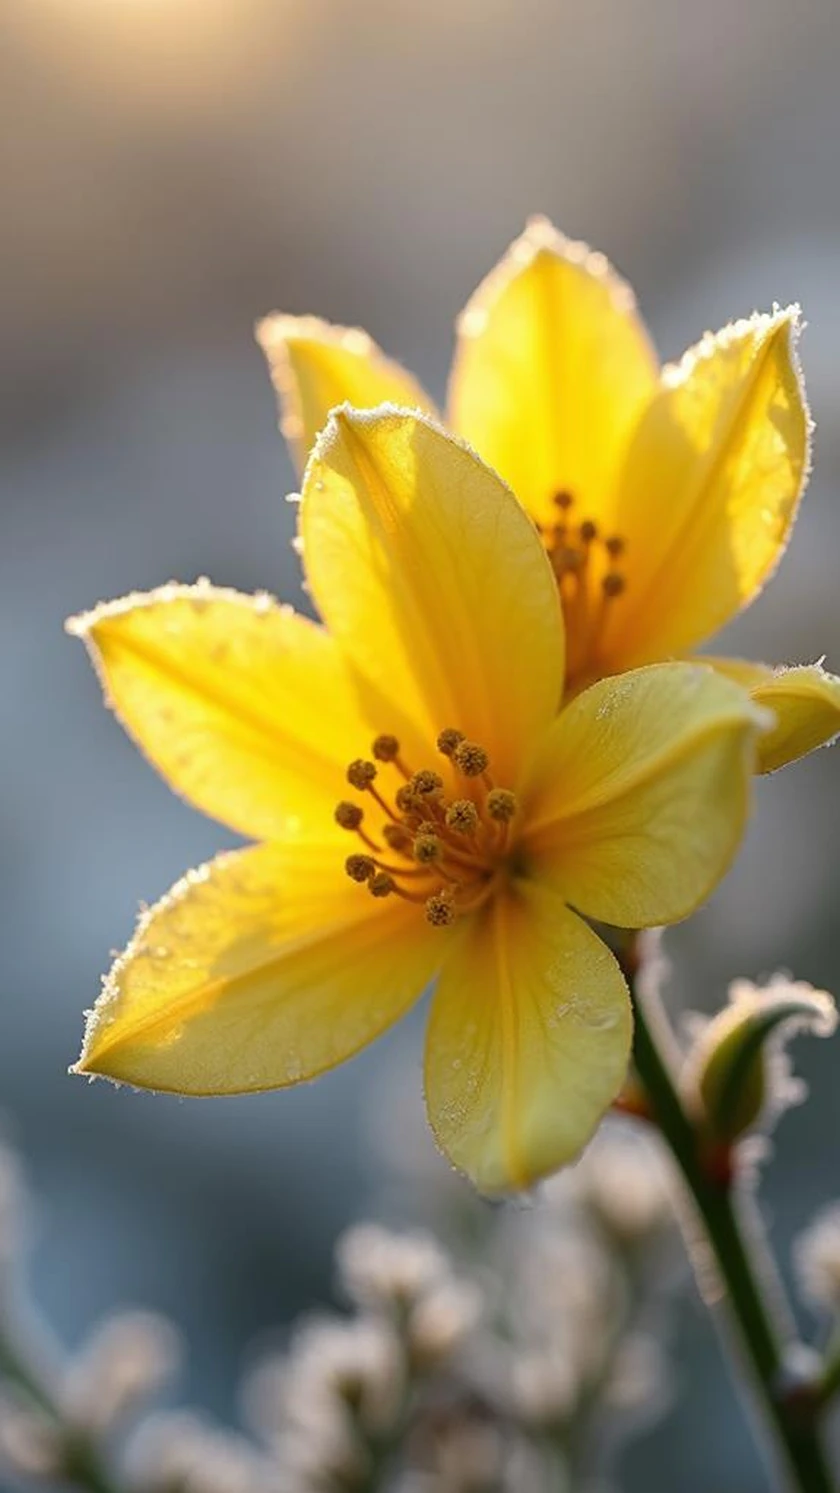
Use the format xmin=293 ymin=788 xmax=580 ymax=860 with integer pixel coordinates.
xmin=70 ymin=410 xmax=767 ymax=1194
xmin=258 ymin=218 xmax=840 ymax=776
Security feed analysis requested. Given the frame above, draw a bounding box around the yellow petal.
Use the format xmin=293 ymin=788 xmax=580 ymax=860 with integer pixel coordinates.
xmin=75 ymin=839 xmax=441 ymax=1093
xmin=701 ymin=656 xmax=840 ymax=774
xmin=605 ymin=308 xmax=810 ymax=668
xmin=256 ymin=314 xmax=436 ymax=476
xmin=448 ymin=217 xmax=659 ymax=528
xmin=67 ymin=584 xmax=381 ymax=841
xmin=300 ymin=407 xmax=564 ymax=785
xmin=523 ymin=663 xmax=768 ymax=928
xmin=425 ymin=882 xmax=631 ymax=1195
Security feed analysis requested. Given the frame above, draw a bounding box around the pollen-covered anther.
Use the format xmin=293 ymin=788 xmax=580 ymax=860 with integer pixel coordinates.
xmin=409 ymin=769 xmax=444 ymax=801
xmin=425 ymin=891 xmax=457 ymax=927
xmin=347 ymin=759 xmax=377 ymax=790
xmin=372 ymin=734 xmax=400 ymax=762
xmin=341 ymin=731 xmax=510 ymax=920
xmin=605 ymin=535 xmax=625 ymax=558
xmin=335 ymin=800 xmax=364 ymax=831
xmin=553 ymin=489 xmax=573 ymax=511
xmin=446 ymin=799 xmax=479 ymax=835
xmin=486 ymin=788 xmax=518 ymax=823
xmin=437 ymin=728 xmax=465 ymax=758
xmin=453 ymin=741 xmax=489 ymax=777
xmin=579 ymin=519 xmax=598 ymax=543
xmin=413 ymin=833 xmax=442 ymax=865
xmin=554 ymin=546 xmax=584 ymax=576
xmin=395 ymin=784 xmax=417 ymax=814
xmin=382 ymin=823 xmax=413 ymax=854
xmin=602 ymin=572 xmax=626 ymax=599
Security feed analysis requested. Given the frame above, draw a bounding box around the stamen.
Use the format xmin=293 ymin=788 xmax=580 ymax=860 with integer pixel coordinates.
xmin=340 ymin=730 xmax=519 ymax=928
xmin=409 ymin=769 xmax=444 ymax=801
xmin=373 ymin=859 xmax=428 ymax=878
xmin=437 ymin=728 xmax=465 ymax=758
xmin=454 ymin=873 xmax=502 ymax=917
xmin=395 ymin=784 xmax=417 ymax=814
xmin=368 ymin=781 xmax=403 ymax=823
xmin=347 ymin=759 xmax=377 ymax=790
xmin=486 ymin=789 xmax=517 ymax=823
xmin=554 ymin=545 xmax=579 ymax=569
xmin=425 ymin=891 xmax=456 ymax=927
xmin=335 ymin=801 xmax=364 ymax=831
xmin=453 ymin=741 xmax=489 ymax=777
xmin=372 ymin=734 xmax=400 ymax=762
xmin=382 ymin=823 xmax=414 ymax=855
xmin=413 ymin=833 xmax=442 ymax=865
xmin=446 ymin=800 xmax=479 ymax=835
xmin=537 ymin=487 xmax=630 ymax=684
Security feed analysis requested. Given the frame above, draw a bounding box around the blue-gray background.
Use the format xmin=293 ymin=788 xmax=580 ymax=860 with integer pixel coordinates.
xmin=3 ymin=2 xmax=840 ymax=1486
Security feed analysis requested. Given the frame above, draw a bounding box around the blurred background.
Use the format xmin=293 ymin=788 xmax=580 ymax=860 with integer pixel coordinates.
xmin=3 ymin=0 xmax=840 ymax=1486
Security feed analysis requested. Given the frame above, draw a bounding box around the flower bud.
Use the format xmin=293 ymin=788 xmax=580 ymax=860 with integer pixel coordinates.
xmin=683 ymin=976 xmax=837 ymax=1144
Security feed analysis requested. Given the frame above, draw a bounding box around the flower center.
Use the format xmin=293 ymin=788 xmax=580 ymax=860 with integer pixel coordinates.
xmin=536 ymin=490 xmax=628 ymax=688
xmin=335 ymin=730 xmax=518 ymax=926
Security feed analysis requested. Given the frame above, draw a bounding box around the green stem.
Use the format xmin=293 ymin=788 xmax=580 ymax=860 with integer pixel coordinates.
xmin=817 ymin=1327 xmax=840 ymax=1411
xmin=622 ymin=937 xmax=834 ymax=1493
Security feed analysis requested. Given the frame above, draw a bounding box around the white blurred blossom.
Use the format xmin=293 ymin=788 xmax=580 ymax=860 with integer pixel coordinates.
xmin=795 ymin=1204 xmax=840 ymax=1312
xmin=407 ymin=1276 xmax=483 ymax=1369
xmin=63 ymin=1310 xmax=181 ymax=1433
xmin=0 ymin=1396 xmax=62 ymax=1480
xmin=569 ymin=1124 xmax=674 ymax=1244
xmin=129 ymin=1411 xmax=279 ymax=1493
xmin=337 ymin=1224 xmax=451 ymax=1312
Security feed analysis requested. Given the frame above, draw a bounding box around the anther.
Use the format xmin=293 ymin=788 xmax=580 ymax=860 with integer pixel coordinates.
xmin=602 ymin=572 xmax=626 ymax=598
xmin=368 ymin=872 xmax=396 ymax=898
xmin=579 ymin=519 xmax=598 ymax=543
xmin=409 ymin=769 xmax=444 ymax=800
xmin=335 ymin=801 xmax=364 ymax=831
xmin=486 ymin=788 xmax=517 ymax=823
xmin=453 ymin=741 xmax=489 ymax=777
xmin=605 ymin=535 xmax=625 ymax=558
xmin=372 ymin=734 xmax=400 ymax=762
xmin=382 ymin=823 xmax=413 ymax=853
xmin=553 ymin=490 xmax=574 ymax=511
xmin=395 ymin=784 xmax=416 ymax=814
xmin=555 ymin=546 xmax=584 ymax=574
xmin=425 ymin=891 xmax=457 ymax=927
xmin=437 ymin=728 xmax=465 ymax=758
xmin=413 ymin=833 xmax=442 ymax=865
xmin=345 ymin=854 xmax=375 ymax=883
xmin=446 ymin=800 xmax=479 ymax=835
xmin=347 ymin=759 xmax=377 ymax=790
